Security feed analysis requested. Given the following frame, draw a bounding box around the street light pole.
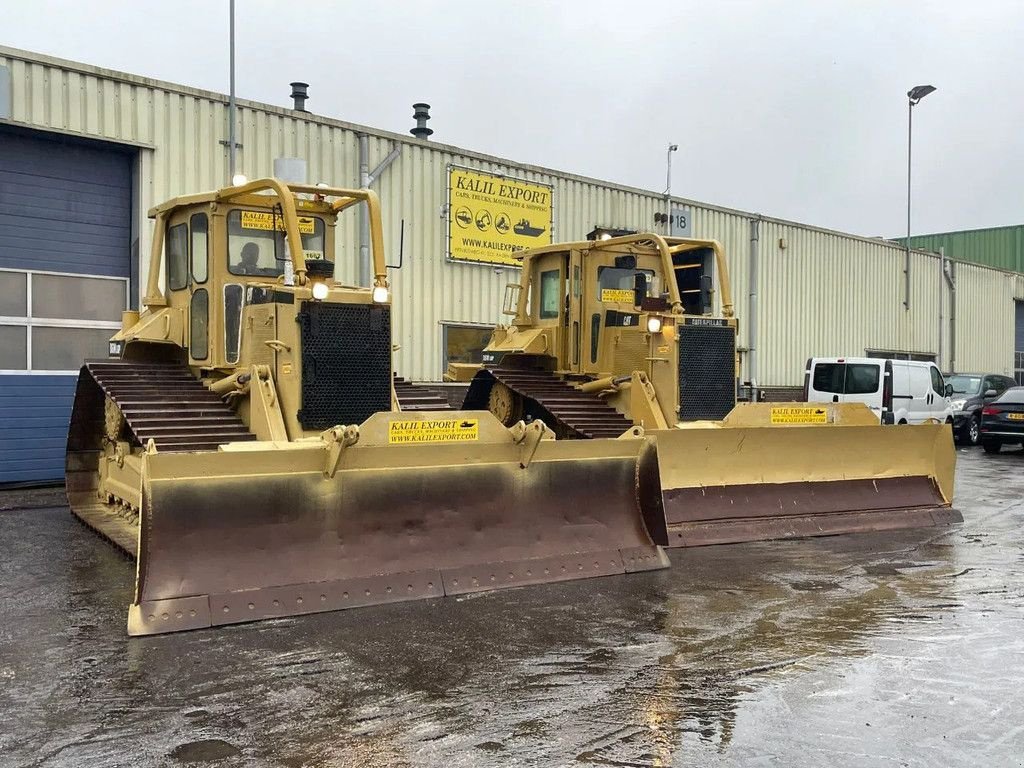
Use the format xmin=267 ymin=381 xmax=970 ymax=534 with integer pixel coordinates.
xmin=905 ymin=84 xmax=936 ymax=310
xmin=228 ymin=0 xmax=237 ymax=182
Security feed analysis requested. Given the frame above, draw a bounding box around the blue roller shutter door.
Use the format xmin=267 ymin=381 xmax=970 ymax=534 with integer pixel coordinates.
xmin=1015 ymin=301 xmax=1024 ymax=385
xmin=0 ymin=130 xmax=132 ymax=483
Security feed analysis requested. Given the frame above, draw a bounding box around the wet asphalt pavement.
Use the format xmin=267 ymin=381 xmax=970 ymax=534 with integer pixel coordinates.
xmin=1 ymin=448 xmax=1023 ymax=767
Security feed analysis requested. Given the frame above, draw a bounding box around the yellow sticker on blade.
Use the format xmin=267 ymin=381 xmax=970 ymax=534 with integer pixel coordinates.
xmin=388 ymin=418 xmax=479 ymax=444
xmin=601 ymin=288 xmax=635 ymax=303
xmin=770 ymin=407 xmax=828 ymax=424
xmin=240 ymin=210 xmax=316 ymax=234
xmin=281 ymin=363 xmax=292 ymax=374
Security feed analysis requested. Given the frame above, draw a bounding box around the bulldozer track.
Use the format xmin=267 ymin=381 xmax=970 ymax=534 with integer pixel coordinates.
xmin=465 ymin=367 xmax=633 ymax=439
xmin=83 ymin=360 xmax=257 ymax=452
xmin=66 ymin=360 xmax=257 ymax=557
xmin=393 ymin=375 xmax=452 ymax=411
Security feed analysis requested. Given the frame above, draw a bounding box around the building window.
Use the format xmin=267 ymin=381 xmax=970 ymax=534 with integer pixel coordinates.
xmin=443 ymin=323 xmax=495 ymax=369
xmin=866 ymin=349 xmax=936 ymax=363
xmin=0 ymin=268 xmax=127 ymax=374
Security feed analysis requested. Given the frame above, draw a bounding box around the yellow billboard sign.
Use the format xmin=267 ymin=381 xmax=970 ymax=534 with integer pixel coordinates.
xmin=240 ymin=210 xmax=316 ymax=234
xmin=448 ymin=167 xmax=553 ymax=266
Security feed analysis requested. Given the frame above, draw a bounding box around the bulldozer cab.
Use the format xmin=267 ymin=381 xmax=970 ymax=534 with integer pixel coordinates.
xmin=140 ymin=179 xmax=388 ymax=369
xmin=117 ymin=179 xmax=394 ymax=440
xmin=507 ymin=236 xmax=733 ymax=381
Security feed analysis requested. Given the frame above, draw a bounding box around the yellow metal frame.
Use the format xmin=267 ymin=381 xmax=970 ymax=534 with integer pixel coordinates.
xmin=145 ymin=179 xmax=388 ymax=303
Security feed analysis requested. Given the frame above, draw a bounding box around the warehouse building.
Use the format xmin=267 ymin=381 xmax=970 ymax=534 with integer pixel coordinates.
xmin=906 ymin=225 xmax=1024 ymax=384
xmin=2 ymin=44 xmax=1023 ymax=483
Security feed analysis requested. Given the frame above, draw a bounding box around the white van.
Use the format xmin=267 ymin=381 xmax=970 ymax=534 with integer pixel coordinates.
xmin=803 ymin=357 xmax=953 ymax=425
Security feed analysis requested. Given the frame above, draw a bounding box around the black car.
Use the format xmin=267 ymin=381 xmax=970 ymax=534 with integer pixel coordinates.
xmin=946 ymin=372 xmax=1018 ymax=445
xmin=980 ymin=386 xmax=1024 ymax=454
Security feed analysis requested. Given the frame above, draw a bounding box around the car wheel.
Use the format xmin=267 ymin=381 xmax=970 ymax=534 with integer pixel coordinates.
xmin=966 ymin=415 xmax=981 ymax=446
xmin=982 ymin=441 xmax=1001 ymax=454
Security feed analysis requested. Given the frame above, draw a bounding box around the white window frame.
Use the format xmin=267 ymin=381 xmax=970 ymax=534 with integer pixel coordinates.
xmin=0 ymin=267 xmax=128 ymax=375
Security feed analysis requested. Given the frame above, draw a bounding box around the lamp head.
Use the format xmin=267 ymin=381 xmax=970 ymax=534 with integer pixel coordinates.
xmin=907 ymin=85 xmax=936 ymax=105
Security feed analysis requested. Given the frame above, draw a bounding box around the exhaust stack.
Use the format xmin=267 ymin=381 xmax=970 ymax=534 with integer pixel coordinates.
xmin=290 ymin=82 xmax=309 ymax=112
xmin=410 ymin=103 xmax=433 ymax=140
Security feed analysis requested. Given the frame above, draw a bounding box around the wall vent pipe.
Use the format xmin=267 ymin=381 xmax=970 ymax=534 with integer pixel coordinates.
xmin=410 ymin=103 xmax=433 ymax=139
xmin=290 ymin=82 xmax=309 ymax=112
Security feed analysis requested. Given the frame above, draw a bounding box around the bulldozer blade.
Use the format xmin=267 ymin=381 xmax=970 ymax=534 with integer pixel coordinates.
xmin=653 ymin=403 xmax=959 ymax=548
xmin=128 ymin=411 xmax=668 ymax=636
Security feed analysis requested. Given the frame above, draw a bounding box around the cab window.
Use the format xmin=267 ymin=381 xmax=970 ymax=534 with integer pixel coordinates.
xmin=596 ymin=267 xmax=658 ymax=301
xmin=190 ymin=213 xmax=209 ymax=284
xmin=930 ymin=366 xmax=945 ymax=395
xmin=166 ymin=223 xmax=188 ymax=291
xmin=539 ymin=269 xmax=561 ymax=319
xmin=190 ymin=288 xmax=209 ymax=360
xmin=227 ymin=210 xmax=326 ymax=277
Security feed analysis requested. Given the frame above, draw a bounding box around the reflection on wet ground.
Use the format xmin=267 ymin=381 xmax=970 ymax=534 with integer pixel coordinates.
xmin=1 ymin=449 xmax=1023 ymax=767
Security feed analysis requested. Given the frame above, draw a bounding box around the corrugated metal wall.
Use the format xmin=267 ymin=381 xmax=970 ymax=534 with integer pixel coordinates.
xmin=757 ymin=223 xmax=941 ymax=383
xmin=953 ymin=263 xmax=1022 ymax=374
xmin=3 ymin=45 xmax=1022 ymax=385
xmin=907 ymin=225 xmax=1024 ymax=274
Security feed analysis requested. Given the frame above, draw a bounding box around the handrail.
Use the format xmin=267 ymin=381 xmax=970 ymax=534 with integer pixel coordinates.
xmin=145 ymin=180 xmax=389 ymax=306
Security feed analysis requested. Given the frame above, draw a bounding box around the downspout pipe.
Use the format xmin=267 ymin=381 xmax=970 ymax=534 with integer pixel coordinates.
xmin=941 ymin=247 xmax=956 ymax=374
xmin=358 ymin=134 xmax=370 ymax=287
xmin=938 ymin=247 xmax=943 ymax=369
xmin=748 ymin=216 xmax=760 ymax=401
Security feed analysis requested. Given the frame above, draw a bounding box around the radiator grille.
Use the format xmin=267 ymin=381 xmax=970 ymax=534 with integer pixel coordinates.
xmin=678 ymin=324 xmax=736 ymax=421
xmin=612 ymin=330 xmax=649 ymax=376
xmin=297 ymin=302 xmax=391 ymax=429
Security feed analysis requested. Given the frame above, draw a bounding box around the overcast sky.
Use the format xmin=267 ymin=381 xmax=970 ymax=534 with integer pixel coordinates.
xmin=4 ymin=0 xmax=1023 ymax=237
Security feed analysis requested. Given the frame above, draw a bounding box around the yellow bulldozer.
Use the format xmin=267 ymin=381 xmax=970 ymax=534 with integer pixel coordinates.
xmin=65 ymin=180 xmax=670 ymax=636
xmin=459 ymin=233 xmax=959 ymax=546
